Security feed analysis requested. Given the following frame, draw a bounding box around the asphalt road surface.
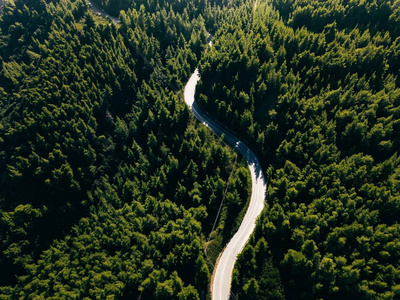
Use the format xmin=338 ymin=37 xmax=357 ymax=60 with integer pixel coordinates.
xmin=88 ymin=0 xmax=119 ymax=24
xmin=55 ymin=2 xmax=262 ymax=298
xmin=184 ymin=69 xmax=266 ymax=300
xmin=91 ymin=5 xmax=266 ymax=295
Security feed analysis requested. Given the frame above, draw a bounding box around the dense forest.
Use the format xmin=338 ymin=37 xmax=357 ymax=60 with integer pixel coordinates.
xmin=2 ymin=0 xmax=400 ymax=299
xmin=195 ymin=0 xmax=400 ymax=299
xmin=0 ymin=0 xmax=252 ymax=298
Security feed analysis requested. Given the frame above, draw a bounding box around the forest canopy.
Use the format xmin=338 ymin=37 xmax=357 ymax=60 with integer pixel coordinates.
xmin=0 ymin=0 xmax=250 ymax=298
xmin=195 ymin=0 xmax=400 ymax=299
xmin=1 ymin=0 xmax=400 ymax=299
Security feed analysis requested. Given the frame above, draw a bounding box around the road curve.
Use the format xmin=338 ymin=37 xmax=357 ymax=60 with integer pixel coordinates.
xmin=184 ymin=69 xmax=266 ymax=300
xmin=92 ymin=3 xmax=266 ymax=295
xmin=88 ymin=1 xmax=119 ymax=24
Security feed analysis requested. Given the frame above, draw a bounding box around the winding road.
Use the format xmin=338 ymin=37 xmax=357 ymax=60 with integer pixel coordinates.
xmin=88 ymin=1 xmax=119 ymax=24
xmin=90 ymin=3 xmax=266 ymax=297
xmin=184 ymin=69 xmax=266 ymax=300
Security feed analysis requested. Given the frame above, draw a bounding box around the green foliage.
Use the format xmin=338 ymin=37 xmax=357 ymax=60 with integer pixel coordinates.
xmin=197 ymin=0 xmax=400 ymax=299
xmin=0 ymin=0 xmax=251 ymax=298
xmin=4 ymin=0 xmax=400 ymax=299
